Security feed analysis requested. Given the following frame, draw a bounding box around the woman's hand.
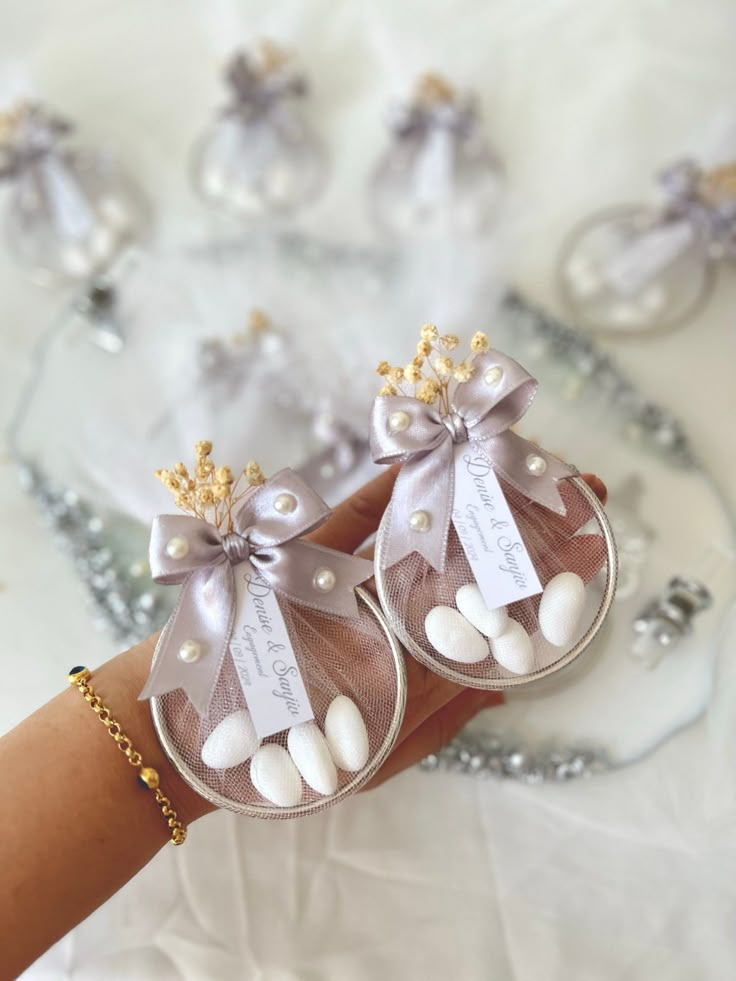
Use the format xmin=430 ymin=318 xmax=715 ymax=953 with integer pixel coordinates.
xmin=0 ymin=464 xmax=606 ymax=978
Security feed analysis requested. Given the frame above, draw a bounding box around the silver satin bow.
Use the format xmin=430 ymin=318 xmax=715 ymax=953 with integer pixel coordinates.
xmin=658 ymin=158 xmax=736 ymax=256
xmin=0 ymin=103 xmax=72 ymax=179
xmin=223 ymin=51 xmax=307 ymax=122
xmin=389 ymin=94 xmax=477 ymax=142
xmin=370 ymin=349 xmax=577 ymax=572
xmin=140 ymin=469 xmax=373 ymax=716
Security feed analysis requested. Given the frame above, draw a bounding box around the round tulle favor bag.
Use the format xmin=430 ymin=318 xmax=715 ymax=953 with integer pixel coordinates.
xmin=371 ymin=328 xmax=617 ymax=689
xmin=141 ymin=446 xmax=405 ymax=817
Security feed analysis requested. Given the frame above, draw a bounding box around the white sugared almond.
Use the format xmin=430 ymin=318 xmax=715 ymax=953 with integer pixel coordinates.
xmin=287 ymin=721 xmax=338 ymax=796
xmin=455 ymin=584 xmax=509 ymax=639
xmin=491 ymin=620 xmax=535 ymax=675
xmin=324 ymin=696 xmax=369 ymax=772
xmin=201 ymin=709 xmax=260 ymax=769
xmin=538 ymin=572 xmax=586 ymax=647
xmin=424 ymin=606 xmax=489 ymax=664
xmin=250 ymin=744 xmax=303 ymax=807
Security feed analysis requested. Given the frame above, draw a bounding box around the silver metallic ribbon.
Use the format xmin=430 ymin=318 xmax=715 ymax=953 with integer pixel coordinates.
xmin=139 ymin=468 xmax=374 ymax=716
xmin=222 ymin=52 xmax=307 ymax=122
xmin=0 ymin=104 xmax=72 ymax=179
xmin=370 ymin=350 xmax=577 ymax=572
xmin=658 ymin=158 xmax=736 ymax=256
xmin=389 ymin=95 xmax=477 ymax=142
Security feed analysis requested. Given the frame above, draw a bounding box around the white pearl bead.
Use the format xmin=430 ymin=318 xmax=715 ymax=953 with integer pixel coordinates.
xmin=165 ymin=535 xmax=189 ymax=560
xmin=273 ymin=492 xmax=297 ymax=515
xmin=409 ymin=509 xmax=431 ymax=532
xmin=178 ymin=640 xmax=202 ymax=663
xmin=526 ymin=454 xmax=547 ymax=476
xmin=313 ymin=567 xmax=336 ymax=592
xmin=483 ymin=366 xmax=504 ymax=386
xmin=388 ymin=410 xmax=411 ymax=433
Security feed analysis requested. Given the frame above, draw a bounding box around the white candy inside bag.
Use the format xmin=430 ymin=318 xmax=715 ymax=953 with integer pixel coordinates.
xmin=375 ymin=475 xmax=617 ymax=689
xmin=151 ymin=588 xmax=406 ymax=818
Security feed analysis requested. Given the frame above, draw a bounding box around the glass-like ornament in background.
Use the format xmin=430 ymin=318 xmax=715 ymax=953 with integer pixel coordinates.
xmin=190 ymin=41 xmax=327 ymax=218
xmin=629 ymin=544 xmax=732 ymax=669
xmin=198 ymin=307 xmax=373 ymax=502
xmin=558 ymin=158 xmax=736 ymax=336
xmin=197 ymin=306 xmax=287 ymax=404
xmin=0 ymin=102 xmax=150 ymax=285
xmin=369 ymin=72 xmax=504 ymax=238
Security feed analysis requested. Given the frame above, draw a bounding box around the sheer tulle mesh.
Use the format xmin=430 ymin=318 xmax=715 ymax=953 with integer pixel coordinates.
xmin=152 ymin=588 xmax=405 ymax=818
xmin=376 ymin=476 xmax=616 ymax=687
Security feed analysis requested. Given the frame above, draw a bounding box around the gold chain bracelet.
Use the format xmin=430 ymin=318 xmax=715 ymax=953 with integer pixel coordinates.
xmin=68 ymin=666 xmax=187 ymax=845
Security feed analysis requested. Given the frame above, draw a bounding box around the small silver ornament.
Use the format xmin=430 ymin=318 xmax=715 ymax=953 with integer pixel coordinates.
xmin=369 ymin=73 xmax=504 ymax=238
xmin=190 ymin=41 xmax=327 ymax=218
xmin=0 ymin=102 xmax=150 ymax=285
xmin=558 ymin=158 xmax=736 ymax=336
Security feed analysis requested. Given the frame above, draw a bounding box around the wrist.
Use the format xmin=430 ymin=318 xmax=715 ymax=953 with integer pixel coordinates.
xmin=90 ymin=637 xmax=217 ymax=826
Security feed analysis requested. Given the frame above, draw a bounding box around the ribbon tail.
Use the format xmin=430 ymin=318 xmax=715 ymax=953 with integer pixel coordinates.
xmin=380 ymin=441 xmax=454 ymax=573
xmin=139 ymin=562 xmax=236 ymax=717
xmin=476 ymin=430 xmax=578 ymax=516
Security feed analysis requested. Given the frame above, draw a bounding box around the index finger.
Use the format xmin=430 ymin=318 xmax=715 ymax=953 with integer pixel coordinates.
xmin=305 ymin=464 xmax=399 ymax=554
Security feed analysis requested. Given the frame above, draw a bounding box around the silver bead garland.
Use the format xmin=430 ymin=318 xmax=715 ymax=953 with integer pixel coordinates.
xmin=420 ymin=730 xmax=611 ymax=782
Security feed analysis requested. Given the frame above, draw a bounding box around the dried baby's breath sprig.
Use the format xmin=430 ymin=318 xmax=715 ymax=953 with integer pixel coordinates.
xmin=453 ymin=361 xmax=474 ymax=382
xmin=433 ymin=356 xmax=453 ymax=378
xmin=417 ymin=379 xmax=440 ymax=404
xmin=245 ymin=460 xmax=266 ymax=486
xmin=248 ymin=307 xmax=271 ymax=334
xmin=156 ymin=442 xmax=267 ymax=533
xmin=375 ymin=325 xmax=490 ymax=414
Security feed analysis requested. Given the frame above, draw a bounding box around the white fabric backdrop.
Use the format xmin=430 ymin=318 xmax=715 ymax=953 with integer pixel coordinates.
xmin=1 ymin=1 xmax=736 ymax=978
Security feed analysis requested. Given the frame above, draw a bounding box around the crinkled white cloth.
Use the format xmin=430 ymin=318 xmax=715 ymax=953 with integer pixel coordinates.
xmin=2 ymin=1 xmax=736 ymax=979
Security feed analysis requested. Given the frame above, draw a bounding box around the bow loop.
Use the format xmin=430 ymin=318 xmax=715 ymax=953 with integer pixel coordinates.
xmin=232 ymin=468 xmax=332 ymax=547
xmin=370 ymin=397 xmax=449 ymax=463
xmin=149 ymin=513 xmax=227 ymax=584
xmin=453 ymin=351 xmax=538 ymax=432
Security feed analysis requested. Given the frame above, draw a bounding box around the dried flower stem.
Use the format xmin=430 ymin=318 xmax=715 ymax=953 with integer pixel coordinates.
xmin=375 ymin=325 xmax=489 ymax=414
xmin=155 ymin=442 xmax=266 ymax=533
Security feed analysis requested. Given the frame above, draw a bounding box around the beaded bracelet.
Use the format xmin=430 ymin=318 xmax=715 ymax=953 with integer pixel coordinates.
xmin=67 ymin=666 xmax=187 ymax=845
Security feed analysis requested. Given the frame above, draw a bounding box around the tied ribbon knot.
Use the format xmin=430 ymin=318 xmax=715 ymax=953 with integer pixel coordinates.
xmin=370 ymin=349 xmax=577 ymax=573
xmin=223 ymin=52 xmax=307 ymax=121
xmin=139 ymin=468 xmax=373 ymax=716
xmin=0 ymin=104 xmax=72 ymax=179
xmin=389 ymin=96 xmax=477 ymax=142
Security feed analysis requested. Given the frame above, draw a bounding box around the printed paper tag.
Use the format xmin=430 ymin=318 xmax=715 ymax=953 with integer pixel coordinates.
xmin=452 ymin=444 xmax=543 ymax=608
xmin=603 ymin=218 xmax=693 ymax=295
xmin=229 ymin=565 xmax=314 ymax=739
